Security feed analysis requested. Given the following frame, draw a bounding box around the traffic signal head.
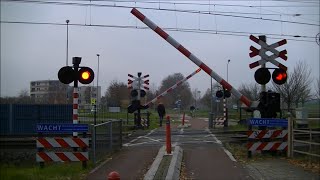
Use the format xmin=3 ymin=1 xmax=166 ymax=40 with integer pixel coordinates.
xmin=131 ymin=90 xmax=138 ymax=97
xmin=272 ymin=68 xmax=287 ymax=85
xmin=224 ymin=89 xmax=231 ymax=98
xmin=254 ymin=68 xmax=271 ymax=85
xmin=216 ymin=89 xmax=231 ymax=98
xmin=58 ymin=66 xmax=94 ymax=84
xmin=78 ymin=67 xmax=94 ymax=84
xmin=58 ymin=66 xmax=76 ymax=84
xmin=140 ymin=90 xmax=146 ymax=97
xmin=216 ymin=90 xmax=223 ymax=98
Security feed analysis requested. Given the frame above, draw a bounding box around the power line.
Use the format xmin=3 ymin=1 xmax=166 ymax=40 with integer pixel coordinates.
xmin=46 ymin=0 xmax=320 ymax=6
xmin=1 ymin=20 xmax=316 ymax=42
xmin=5 ymin=0 xmax=319 ymax=7
xmin=3 ymin=0 xmax=320 ymax=26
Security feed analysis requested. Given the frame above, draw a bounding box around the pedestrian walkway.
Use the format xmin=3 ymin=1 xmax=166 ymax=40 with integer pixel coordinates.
xmin=246 ymin=159 xmax=319 ymax=180
xmin=87 ymin=114 xmax=319 ymax=180
xmin=87 ymin=145 xmax=160 ymax=180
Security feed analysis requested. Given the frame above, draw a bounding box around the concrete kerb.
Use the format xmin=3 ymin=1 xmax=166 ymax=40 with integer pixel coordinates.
xmin=165 ymin=146 xmax=183 ymax=180
xmin=144 ymin=145 xmax=184 ymax=180
xmin=144 ymin=146 xmax=166 ymax=180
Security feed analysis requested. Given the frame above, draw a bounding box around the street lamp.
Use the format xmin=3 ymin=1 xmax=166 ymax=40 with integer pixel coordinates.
xmin=225 ymin=59 xmax=231 ymax=127
xmin=96 ymin=54 xmax=100 ymax=106
xmin=66 ymin=20 xmax=69 ymax=66
xmin=65 ymin=20 xmax=70 ymax=104
xmin=227 ymin=59 xmax=231 ymax=82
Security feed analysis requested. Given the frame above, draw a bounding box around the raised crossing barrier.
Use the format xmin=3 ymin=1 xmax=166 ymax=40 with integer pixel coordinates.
xmin=131 ymin=8 xmax=252 ymax=108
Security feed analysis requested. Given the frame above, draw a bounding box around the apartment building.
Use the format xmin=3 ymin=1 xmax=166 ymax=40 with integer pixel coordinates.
xmin=30 ymin=80 xmax=70 ymax=104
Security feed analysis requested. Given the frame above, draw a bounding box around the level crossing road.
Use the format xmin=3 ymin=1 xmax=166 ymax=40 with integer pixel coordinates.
xmin=123 ymin=116 xmax=253 ymax=179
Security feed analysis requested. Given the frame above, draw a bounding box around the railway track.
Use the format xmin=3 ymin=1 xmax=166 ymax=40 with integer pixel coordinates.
xmin=1 ymin=129 xmax=319 ymax=149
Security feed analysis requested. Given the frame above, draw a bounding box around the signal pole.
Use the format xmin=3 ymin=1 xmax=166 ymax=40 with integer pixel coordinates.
xmin=72 ymin=57 xmax=81 ymax=137
xmin=259 ymin=35 xmax=267 ymax=93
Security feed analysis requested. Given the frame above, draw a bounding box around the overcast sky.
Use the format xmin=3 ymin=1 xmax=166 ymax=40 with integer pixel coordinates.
xmin=1 ymin=0 xmax=319 ymax=98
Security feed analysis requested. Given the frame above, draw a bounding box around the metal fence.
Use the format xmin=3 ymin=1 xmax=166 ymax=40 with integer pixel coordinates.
xmin=0 ymin=104 xmax=72 ymax=135
xmin=291 ymin=118 xmax=320 ymax=158
xmin=91 ymin=120 xmax=122 ymax=164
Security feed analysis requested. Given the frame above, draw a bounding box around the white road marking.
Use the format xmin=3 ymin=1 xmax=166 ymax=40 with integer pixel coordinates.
xmin=180 ymin=128 xmax=184 ymax=134
xmin=205 ymin=128 xmax=237 ymax=162
xmin=222 ymin=147 xmax=237 ymax=162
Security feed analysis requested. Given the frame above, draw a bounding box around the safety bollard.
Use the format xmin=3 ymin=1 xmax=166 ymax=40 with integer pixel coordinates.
xmin=166 ymin=116 xmax=172 ymax=154
xmin=182 ymin=112 xmax=185 ymax=126
xmin=107 ymin=171 xmax=120 ymax=180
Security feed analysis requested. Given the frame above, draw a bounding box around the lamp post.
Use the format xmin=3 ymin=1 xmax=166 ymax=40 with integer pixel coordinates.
xmin=227 ymin=59 xmax=230 ymax=82
xmin=66 ymin=20 xmax=69 ymax=66
xmin=96 ymin=54 xmax=100 ymax=107
xmin=225 ymin=59 xmax=231 ymax=127
xmin=65 ymin=20 xmax=70 ymax=104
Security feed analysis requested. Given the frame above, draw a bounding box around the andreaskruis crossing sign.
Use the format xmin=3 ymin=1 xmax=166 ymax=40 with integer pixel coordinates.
xmin=249 ymin=35 xmax=287 ymax=71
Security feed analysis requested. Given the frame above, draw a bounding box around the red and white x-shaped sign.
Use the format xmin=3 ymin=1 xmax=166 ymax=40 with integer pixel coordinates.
xmin=128 ymin=73 xmax=149 ymax=90
xmin=249 ymin=35 xmax=288 ymax=71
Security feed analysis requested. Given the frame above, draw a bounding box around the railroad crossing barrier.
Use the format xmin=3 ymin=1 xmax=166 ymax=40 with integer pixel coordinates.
xmin=131 ymin=8 xmax=252 ymax=108
xmin=36 ymin=123 xmax=89 ymax=168
xmin=247 ymin=118 xmax=288 ymax=158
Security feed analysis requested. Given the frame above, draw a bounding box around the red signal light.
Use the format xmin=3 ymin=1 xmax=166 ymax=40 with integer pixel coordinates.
xmin=272 ymin=68 xmax=287 ymax=85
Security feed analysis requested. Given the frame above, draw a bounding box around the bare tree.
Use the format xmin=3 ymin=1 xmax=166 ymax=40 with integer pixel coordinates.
xmin=17 ymin=89 xmax=33 ymax=104
xmin=158 ymin=73 xmax=193 ymax=109
xmin=272 ymin=61 xmax=313 ymax=111
xmin=238 ymin=83 xmax=261 ymax=101
xmin=200 ymin=82 xmax=223 ymax=111
xmin=315 ymin=78 xmax=320 ymax=99
xmin=105 ymin=80 xmax=129 ymax=108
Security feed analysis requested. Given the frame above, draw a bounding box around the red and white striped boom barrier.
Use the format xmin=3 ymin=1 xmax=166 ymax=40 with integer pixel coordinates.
xmin=144 ymin=68 xmax=201 ymax=106
xmin=131 ymin=8 xmax=252 ymax=107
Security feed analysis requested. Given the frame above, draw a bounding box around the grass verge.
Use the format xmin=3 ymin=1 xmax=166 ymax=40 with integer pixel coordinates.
xmin=0 ymin=162 xmax=93 ymax=180
xmin=224 ymin=142 xmax=320 ymax=175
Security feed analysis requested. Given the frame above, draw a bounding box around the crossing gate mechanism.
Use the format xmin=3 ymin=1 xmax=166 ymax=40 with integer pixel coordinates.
xmin=131 ymin=8 xmax=252 ymax=108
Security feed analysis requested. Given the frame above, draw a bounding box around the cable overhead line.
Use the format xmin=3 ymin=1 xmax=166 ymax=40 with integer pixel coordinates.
xmin=3 ymin=0 xmax=319 ymax=26
xmin=0 ymin=20 xmax=315 ymax=42
xmin=23 ymin=0 xmax=319 ymax=7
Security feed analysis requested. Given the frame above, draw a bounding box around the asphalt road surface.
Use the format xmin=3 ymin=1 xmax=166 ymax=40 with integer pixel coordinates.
xmin=123 ymin=115 xmax=253 ymax=179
